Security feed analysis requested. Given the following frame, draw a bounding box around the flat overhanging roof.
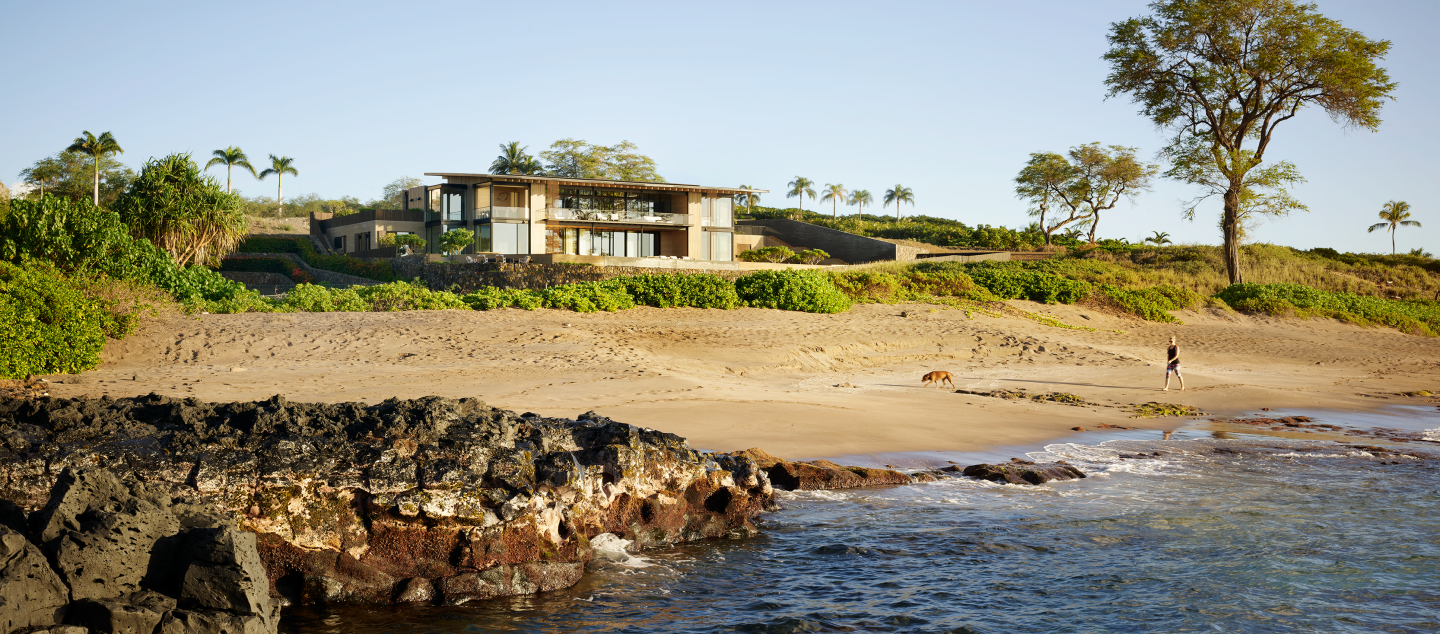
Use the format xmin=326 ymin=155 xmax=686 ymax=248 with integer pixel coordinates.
xmin=425 ymin=172 xmax=767 ymax=195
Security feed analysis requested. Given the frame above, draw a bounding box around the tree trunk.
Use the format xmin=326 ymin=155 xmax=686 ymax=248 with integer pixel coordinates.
xmin=1087 ymin=212 xmax=1099 ymax=244
xmin=277 ymin=177 xmax=284 ymax=218
xmin=1040 ymin=208 xmax=1050 ymax=246
xmin=1392 ymin=230 xmax=1396 ymax=256
xmin=1222 ymin=185 xmax=1244 ymax=284
xmin=895 ymin=201 xmax=900 ymax=222
xmin=93 ymin=159 xmax=100 ymax=206
xmin=227 ymin=165 xmax=232 ymax=194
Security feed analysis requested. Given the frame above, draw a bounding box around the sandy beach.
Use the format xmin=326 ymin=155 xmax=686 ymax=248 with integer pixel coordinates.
xmin=45 ymin=302 xmax=1440 ymax=461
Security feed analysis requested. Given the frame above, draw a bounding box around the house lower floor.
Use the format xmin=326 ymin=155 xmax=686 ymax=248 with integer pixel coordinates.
xmin=425 ymin=220 xmax=733 ymax=260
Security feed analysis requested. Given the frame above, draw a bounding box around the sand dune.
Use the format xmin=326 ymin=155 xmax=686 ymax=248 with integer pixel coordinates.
xmin=48 ymin=301 xmax=1440 ymax=461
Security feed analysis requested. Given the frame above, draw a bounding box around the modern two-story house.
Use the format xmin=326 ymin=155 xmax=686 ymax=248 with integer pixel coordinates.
xmin=404 ymin=173 xmax=763 ymax=261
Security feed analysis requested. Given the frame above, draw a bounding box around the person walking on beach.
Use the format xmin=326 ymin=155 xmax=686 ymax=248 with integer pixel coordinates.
xmin=1163 ymin=335 xmax=1184 ymax=391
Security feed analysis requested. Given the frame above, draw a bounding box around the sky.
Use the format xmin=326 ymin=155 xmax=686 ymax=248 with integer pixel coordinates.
xmin=2 ymin=0 xmax=1435 ymax=253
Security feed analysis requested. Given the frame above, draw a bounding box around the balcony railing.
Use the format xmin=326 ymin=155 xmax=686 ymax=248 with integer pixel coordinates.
xmin=476 ymin=206 xmax=530 ymax=220
xmin=545 ymin=207 xmax=691 ymax=225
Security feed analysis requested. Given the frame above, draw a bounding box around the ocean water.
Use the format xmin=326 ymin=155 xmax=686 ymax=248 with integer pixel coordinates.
xmin=282 ymin=411 xmax=1440 ymax=633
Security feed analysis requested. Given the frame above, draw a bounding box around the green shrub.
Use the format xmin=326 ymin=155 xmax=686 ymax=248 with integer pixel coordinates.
xmin=792 ymin=249 xmax=830 ymax=265
xmin=965 ymin=262 xmax=1090 ymax=304
xmin=1216 ymin=283 xmax=1440 ymax=335
xmin=829 ymin=271 xmax=907 ymax=303
xmin=538 ymin=280 xmax=636 ymax=312
xmin=1101 ymin=284 xmax=1203 ymax=323
xmin=739 ymin=246 xmax=796 ymax=263
xmin=0 ymin=262 xmax=109 ymax=377
xmin=619 ymin=273 xmax=740 ymax=309
xmin=735 ymin=269 xmax=852 ymax=313
xmin=461 ymin=287 xmax=543 ymax=310
xmin=355 ymin=281 xmax=468 ymax=311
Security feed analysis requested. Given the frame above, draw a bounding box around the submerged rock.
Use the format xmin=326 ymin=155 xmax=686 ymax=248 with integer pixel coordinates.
xmin=0 ymin=396 xmax=775 ymax=607
xmin=960 ymin=463 xmax=1087 ymax=486
xmin=727 ymin=448 xmax=919 ymax=491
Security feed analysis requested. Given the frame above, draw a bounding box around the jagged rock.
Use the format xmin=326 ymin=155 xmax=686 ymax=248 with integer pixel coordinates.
xmin=0 ymin=524 xmax=68 ymax=633
xmin=0 ymin=395 xmax=775 ymax=607
xmin=36 ymin=469 xmax=181 ymax=602
xmin=733 ymin=451 xmax=914 ymax=491
xmin=961 ymin=463 xmax=1087 ymax=485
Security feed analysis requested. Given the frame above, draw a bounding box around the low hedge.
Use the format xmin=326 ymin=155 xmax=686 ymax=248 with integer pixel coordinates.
xmin=219 ymin=257 xmax=315 ymax=284
xmin=234 ymin=236 xmax=397 ymax=282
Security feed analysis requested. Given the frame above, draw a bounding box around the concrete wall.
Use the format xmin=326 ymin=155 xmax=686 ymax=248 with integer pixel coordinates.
xmin=735 ymin=219 xmax=914 ymax=263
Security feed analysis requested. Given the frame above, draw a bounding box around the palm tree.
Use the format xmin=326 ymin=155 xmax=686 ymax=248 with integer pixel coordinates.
xmin=736 ymin=185 xmax=761 ymax=214
xmin=491 ymin=142 xmax=536 ymax=175
xmin=849 ymin=189 xmax=873 ymax=222
xmin=257 ymin=155 xmax=299 ymax=217
xmin=786 ymin=176 xmax=815 ymax=212
xmin=204 ymin=146 xmax=257 ymax=194
xmin=883 ymin=184 xmax=914 ymax=221
xmin=1144 ymin=231 xmax=1173 ymax=245
xmin=819 ymin=183 xmax=848 ymax=218
xmin=65 ymin=130 xmax=124 ymax=205
xmin=1368 ymin=200 xmax=1421 ymax=255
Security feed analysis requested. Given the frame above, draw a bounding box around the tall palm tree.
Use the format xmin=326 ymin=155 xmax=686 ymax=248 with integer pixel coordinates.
xmin=786 ymin=176 xmax=815 ymax=212
xmin=65 ymin=130 xmax=124 ymax=205
xmin=736 ymin=185 xmax=761 ymax=214
xmin=1368 ymin=200 xmax=1420 ymax=255
xmin=491 ymin=142 xmax=536 ymax=175
xmin=883 ymin=184 xmax=914 ymax=221
xmin=819 ymin=183 xmax=848 ymax=218
xmin=257 ymin=155 xmax=299 ymax=217
xmin=849 ymin=189 xmax=873 ymax=222
xmin=1144 ymin=231 xmax=1173 ymax=245
xmin=204 ymin=146 xmax=257 ymax=194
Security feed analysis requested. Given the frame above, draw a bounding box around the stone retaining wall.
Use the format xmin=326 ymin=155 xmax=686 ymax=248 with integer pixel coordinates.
xmin=228 ymin=253 xmax=383 ymax=286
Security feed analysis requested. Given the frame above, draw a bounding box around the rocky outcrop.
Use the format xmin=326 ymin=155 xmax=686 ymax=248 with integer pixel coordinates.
xmin=3 ymin=467 xmax=279 ymax=634
xmin=960 ymin=462 xmax=1087 ymax=485
xmin=727 ymin=448 xmax=926 ymax=491
xmin=0 ymin=395 xmax=774 ymax=607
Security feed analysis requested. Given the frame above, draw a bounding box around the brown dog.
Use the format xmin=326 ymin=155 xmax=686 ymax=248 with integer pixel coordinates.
xmin=921 ymin=371 xmax=955 ymax=388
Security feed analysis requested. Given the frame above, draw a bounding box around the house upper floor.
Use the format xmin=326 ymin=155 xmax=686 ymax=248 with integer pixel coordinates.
xmin=406 ymin=173 xmax=763 ymax=229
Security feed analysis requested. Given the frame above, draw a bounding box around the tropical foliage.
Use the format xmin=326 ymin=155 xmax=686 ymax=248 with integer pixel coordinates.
xmin=1367 ymin=201 xmax=1420 ymax=255
xmin=114 ymin=153 xmax=248 ymax=267
xmin=787 ymin=176 xmax=816 ymax=211
xmin=883 ymin=184 xmax=914 ymax=220
xmin=257 ymin=155 xmax=298 ymax=217
xmin=439 ymin=229 xmax=475 ymax=255
xmin=65 ymin=131 xmax=125 ymax=205
xmin=819 ymin=183 xmax=848 ymax=218
xmin=491 ymin=142 xmax=545 ymax=175
xmin=204 ymin=146 xmax=257 ymax=194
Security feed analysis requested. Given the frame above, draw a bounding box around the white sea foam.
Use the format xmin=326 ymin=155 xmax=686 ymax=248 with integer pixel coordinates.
xmin=590 ymin=533 xmax=654 ymax=568
xmin=1424 ymin=427 xmax=1440 ymax=442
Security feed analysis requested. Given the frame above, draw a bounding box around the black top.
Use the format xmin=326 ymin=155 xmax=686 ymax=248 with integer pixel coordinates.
xmin=1167 ymin=345 xmax=1179 ymax=364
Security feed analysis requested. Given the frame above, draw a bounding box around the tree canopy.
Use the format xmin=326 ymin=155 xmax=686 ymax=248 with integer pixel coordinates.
xmin=539 ymin=139 xmax=663 ymax=182
xmin=1015 ymin=144 xmax=1157 ymax=244
xmin=1104 ymin=0 xmax=1396 ymax=282
xmin=18 ymin=151 xmax=134 ymax=207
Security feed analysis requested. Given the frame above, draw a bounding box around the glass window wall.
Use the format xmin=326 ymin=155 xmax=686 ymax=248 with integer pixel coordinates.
xmin=480 ymin=223 xmax=529 ymax=254
xmin=546 ymin=228 xmax=659 ymax=257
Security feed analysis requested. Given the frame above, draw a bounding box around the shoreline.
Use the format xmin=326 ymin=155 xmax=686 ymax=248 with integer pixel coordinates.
xmin=39 ymin=302 xmax=1440 ymax=459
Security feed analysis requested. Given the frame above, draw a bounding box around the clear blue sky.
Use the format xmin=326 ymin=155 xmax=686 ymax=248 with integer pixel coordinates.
xmin=3 ymin=0 xmax=1435 ymax=253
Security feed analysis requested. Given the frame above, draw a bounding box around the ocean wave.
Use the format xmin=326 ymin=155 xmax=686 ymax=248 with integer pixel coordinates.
xmin=1425 ymin=427 xmax=1440 ymax=442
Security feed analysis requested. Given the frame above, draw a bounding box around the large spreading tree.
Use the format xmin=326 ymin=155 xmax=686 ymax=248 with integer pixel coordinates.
xmin=1103 ymin=0 xmax=1396 ymax=283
